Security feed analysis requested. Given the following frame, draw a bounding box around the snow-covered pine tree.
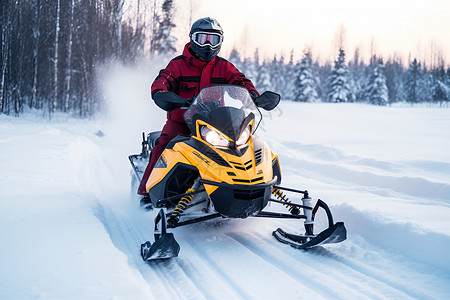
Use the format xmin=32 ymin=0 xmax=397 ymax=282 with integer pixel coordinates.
xmin=327 ymin=48 xmax=353 ymax=103
xmin=404 ymin=58 xmax=421 ymax=104
xmin=243 ymin=56 xmax=256 ymax=83
xmin=228 ymin=48 xmax=244 ymax=72
xmin=420 ymin=71 xmax=434 ymax=103
xmin=255 ymin=60 xmax=272 ymax=93
xmin=293 ymin=49 xmax=319 ymax=102
xmin=433 ymin=80 xmax=448 ymax=106
xmin=432 ymin=66 xmax=449 ymax=106
xmin=251 ymin=49 xmax=269 ymax=92
xmin=283 ymin=50 xmax=296 ymax=100
xmin=348 ymin=48 xmax=365 ymax=102
xmin=384 ymin=56 xmax=405 ymax=104
xmin=150 ymin=0 xmax=177 ymax=58
xmin=446 ymin=67 xmax=450 ymax=104
xmin=269 ymin=55 xmax=286 ymax=95
xmin=365 ymin=58 xmax=388 ymax=106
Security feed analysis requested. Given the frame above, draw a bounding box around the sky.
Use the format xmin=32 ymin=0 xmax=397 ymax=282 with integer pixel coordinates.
xmin=174 ymin=0 xmax=450 ymax=65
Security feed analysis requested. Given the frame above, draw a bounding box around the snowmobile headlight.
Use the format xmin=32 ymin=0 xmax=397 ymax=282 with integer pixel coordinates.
xmin=201 ymin=126 xmax=230 ymax=148
xmin=236 ymin=126 xmax=251 ymax=146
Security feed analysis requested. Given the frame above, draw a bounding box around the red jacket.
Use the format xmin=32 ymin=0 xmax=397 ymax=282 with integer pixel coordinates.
xmin=151 ymin=43 xmax=258 ymax=123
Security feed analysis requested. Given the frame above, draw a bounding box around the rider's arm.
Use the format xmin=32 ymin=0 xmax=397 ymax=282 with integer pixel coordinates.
xmin=151 ymin=59 xmax=188 ymax=111
xmin=221 ymin=58 xmax=260 ymax=97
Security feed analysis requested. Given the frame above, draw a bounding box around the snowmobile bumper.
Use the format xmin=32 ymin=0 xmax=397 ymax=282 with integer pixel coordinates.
xmin=198 ymin=177 xmax=278 ymax=218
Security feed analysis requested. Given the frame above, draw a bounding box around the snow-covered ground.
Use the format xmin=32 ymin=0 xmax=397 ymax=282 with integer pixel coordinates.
xmin=1 ymin=70 xmax=450 ymax=299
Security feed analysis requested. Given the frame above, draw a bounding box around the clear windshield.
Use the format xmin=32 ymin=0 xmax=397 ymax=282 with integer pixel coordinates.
xmin=184 ymin=85 xmax=262 ymax=134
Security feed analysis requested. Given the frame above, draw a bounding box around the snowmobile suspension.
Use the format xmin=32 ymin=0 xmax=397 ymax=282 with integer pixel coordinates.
xmin=168 ymin=179 xmax=202 ymax=225
xmin=168 ymin=188 xmax=195 ymax=225
xmin=272 ymin=188 xmax=301 ymax=215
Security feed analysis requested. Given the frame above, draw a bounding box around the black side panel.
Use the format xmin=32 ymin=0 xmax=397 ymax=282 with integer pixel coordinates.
xmin=272 ymin=157 xmax=282 ymax=184
xmin=149 ymin=163 xmax=199 ymax=207
xmin=185 ymin=138 xmax=231 ymax=167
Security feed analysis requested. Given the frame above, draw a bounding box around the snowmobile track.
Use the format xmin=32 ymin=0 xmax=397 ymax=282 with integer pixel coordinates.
xmin=226 ymin=232 xmax=379 ymax=300
xmin=184 ymin=237 xmax=254 ymax=300
xmin=308 ymin=246 xmax=433 ymax=300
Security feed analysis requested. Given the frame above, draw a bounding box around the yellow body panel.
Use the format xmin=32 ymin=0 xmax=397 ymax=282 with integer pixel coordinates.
xmin=145 ymin=119 xmax=279 ymax=196
xmin=146 ymin=149 xmax=190 ymax=192
xmin=146 ymin=136 xmax=278 ymax=194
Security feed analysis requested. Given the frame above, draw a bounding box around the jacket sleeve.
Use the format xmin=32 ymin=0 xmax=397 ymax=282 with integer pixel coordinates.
xmin=151 ymin=59 xmax=180 ymax=98
xmin=224 ymin=61 xmax=259 ymax=96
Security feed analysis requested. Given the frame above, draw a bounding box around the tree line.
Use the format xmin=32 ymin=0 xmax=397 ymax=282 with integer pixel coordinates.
xmin=1 ymin=0 xmax=176 ymax=117
xmin=230 ymin=47 xmax=450 ymax=106
xmin=1 ymin=0 xmax=449 ymax=118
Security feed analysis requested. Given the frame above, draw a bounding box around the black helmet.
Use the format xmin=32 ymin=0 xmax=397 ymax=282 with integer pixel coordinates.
xmin=189 ymin=17 xmax=223 ymax=61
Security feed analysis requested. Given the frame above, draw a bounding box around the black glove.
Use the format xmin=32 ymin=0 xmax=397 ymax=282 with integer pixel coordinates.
xmin=153 ymin=91 xmax=191 ymax=111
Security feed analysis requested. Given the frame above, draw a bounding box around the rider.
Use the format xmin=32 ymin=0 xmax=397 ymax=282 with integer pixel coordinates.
xmin=138 ymin=17 xmax=259 ymax=204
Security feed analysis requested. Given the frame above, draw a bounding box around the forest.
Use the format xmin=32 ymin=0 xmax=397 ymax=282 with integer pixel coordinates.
xmin=1 ymin=0 xmax=449 ymax=117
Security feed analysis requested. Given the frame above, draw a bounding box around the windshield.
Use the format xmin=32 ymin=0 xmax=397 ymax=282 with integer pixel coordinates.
xmin=184 ymin=85 xmax=262 ymax=135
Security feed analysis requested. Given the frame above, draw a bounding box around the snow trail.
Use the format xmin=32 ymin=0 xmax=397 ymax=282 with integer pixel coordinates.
xmin=1 ymin=101 xmax=450 ymax=299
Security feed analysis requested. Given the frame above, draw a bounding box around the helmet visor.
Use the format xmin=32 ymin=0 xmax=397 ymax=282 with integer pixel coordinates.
xmin=191 ymin=32 xmax=223 ymax=48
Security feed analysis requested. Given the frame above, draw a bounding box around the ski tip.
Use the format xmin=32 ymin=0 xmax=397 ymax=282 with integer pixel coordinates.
xmin=141 ymin=233 xmax=180 ymax=261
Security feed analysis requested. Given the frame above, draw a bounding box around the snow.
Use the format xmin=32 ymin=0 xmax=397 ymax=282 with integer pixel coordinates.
xmin=1 ymin=75 xmax=450 ymax=298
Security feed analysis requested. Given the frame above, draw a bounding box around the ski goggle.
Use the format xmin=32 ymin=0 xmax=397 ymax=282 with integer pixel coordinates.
xmin=191 ymin=32 xmax=223 ymax=48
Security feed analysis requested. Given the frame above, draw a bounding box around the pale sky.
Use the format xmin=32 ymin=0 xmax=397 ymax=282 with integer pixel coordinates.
xmin=174 ymin=0 xmax=450 ymax=65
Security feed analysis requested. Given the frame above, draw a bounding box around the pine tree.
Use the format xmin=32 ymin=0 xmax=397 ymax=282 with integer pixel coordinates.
xmin=294 ymin=50 xmax=319 ymax=102
xmin=228 ymin=48 xmax=243 ymax=71
xmin=432 ymin=66 xmax=449 ymax=106
xmin=327 ymin=48 xmax=353 ymax=103
xmin=384 ymin=56 xmax=405 ymax=103
xmin=348 ymin=48 xmax=365 ymax=102
xmin=284 ymin=50 xmax=296 ymax=100
xmin=446 ymin=68 xmax=450 ymax=104
xmin=404 ymin=58 xmax=421 ymax=104
xmin=255 ymin=60 xmax=272 ymax=93
xmin=269 ymin=55 xmax=286 ymax=95
xmin=365 ymin=58 xmax=388 ymax=106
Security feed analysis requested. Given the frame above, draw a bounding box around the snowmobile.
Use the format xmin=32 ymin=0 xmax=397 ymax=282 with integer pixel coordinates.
xmin=129 ymin=85 xmax=346 ymax=261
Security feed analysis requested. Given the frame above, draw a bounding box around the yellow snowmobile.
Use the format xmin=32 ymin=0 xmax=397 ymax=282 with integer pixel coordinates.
xmin=129 ymin=85 xmax=346 ymax=261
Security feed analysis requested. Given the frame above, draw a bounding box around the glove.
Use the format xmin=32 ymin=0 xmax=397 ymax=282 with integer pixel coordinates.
xmin=153 ymin=91 xmax=189 ymax=111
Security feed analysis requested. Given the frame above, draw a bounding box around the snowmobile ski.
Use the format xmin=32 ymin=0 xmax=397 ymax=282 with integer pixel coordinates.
xmin=141 ymin=209 xmax=180 ymax=261
xmin=273 ymin=222 xmax=346 ymax=249
xmin=141 ymin=233 xmax=180 ymax=261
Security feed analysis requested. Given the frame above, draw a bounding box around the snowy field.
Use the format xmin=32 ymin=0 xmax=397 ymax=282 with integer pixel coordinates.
xmin=1 ymin=72 xmax=450 ymax=299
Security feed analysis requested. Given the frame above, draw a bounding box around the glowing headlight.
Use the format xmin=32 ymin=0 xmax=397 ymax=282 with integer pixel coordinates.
xmin=236 ymin=126 xmax=251 ymax=146
xmin=201 ymin=126 xmax=230 ymax=147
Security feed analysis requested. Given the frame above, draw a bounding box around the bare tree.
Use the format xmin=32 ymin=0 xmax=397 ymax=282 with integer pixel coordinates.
xmin=1 ymin=0 xmax=10 ymax=112
xmin=31 ymin=0 xmax=41 ymax=109
xmin=114 ymin=0 xmax=124 ymax=59
xmin=64 ymin=0 xmax=74 ymax=112
xmin=52 ymin=0 xmax=61 ymax=113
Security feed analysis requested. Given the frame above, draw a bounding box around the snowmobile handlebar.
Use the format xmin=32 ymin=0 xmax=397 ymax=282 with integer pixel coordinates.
xmin=254 ymin=91 xmax=281 ymax=111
